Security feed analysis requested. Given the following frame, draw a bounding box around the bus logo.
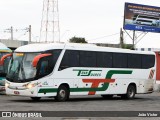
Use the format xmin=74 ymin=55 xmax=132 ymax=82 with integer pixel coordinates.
xmin=73 ymin=69 xmax=102 ymax=76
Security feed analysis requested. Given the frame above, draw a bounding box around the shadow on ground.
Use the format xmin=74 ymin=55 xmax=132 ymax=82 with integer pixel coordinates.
xmin=8 ymin=96 xmax=151 ymax=103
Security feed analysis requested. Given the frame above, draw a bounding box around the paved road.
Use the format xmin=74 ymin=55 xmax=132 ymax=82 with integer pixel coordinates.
xmin=0 ymin=92 xmax=160 ymax=120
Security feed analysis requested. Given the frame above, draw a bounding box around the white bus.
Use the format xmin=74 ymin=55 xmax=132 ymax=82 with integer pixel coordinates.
xmin=4 ymin=43 xmax=156 ymax=101
xmin=0 ymin=43 xmax=12 ymax=92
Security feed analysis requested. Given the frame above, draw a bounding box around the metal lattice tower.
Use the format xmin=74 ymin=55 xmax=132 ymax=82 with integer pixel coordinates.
xmin=39 ymin=0 xmax=60 ymax=43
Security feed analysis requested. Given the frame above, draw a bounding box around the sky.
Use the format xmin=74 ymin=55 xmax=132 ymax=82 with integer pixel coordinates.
xmin=0 ymin=0 xmax=160 ymax=48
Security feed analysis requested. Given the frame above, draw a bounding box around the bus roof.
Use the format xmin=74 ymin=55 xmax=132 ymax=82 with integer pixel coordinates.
xmin=0 ymin=42 xmax=12 ymax=52
xmin=15 ymin=43 xmax=155 ymax=55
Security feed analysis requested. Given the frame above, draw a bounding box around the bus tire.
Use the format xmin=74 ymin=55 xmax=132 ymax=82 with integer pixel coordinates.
xmin=30 ymin=97 xmax=41 ymax=101
xmin=55 ymin=85 xmax=69 ymax=102
xmin=101 ymin=95 xmax=113 ymax=99
xmin=121 ymin=85 xmax=136 ymax=99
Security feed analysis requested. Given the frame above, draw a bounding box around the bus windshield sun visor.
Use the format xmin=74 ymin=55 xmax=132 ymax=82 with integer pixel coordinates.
xmin=32 ymin=53 xmax=52 ymax=67
xmin=0 ymin=53 xmax=12 ymax=66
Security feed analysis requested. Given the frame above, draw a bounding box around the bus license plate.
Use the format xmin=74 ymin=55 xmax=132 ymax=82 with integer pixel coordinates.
xmin=14 ymin=91 xmax=20 ymax=95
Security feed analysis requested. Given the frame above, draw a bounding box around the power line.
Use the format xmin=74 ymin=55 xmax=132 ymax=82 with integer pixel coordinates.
xmin=31 ymin=32 xmax=39 ymax=42
xmin=16 ymin=31 xmax=28 ymax=40
xmin=88 ymin=32 xmax=119 ymax=41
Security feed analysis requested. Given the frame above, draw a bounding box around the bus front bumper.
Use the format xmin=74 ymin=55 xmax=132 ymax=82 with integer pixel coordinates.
xmin=6 ymin=86 xmax=38 ymax=97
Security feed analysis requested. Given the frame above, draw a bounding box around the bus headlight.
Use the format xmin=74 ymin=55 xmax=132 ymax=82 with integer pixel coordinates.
xmin=27 ymin=84 xmax=34 ymax=89
xmin=5 ymin=83 xmax=9 ymax=88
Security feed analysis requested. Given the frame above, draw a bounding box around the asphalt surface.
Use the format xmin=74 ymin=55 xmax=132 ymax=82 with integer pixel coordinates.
xmin=0 ymin=92 xmax=160 ymax=120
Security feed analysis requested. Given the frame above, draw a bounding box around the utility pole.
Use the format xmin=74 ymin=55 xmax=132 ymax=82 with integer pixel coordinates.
xmin=24 ymin=25 xmax=31 ymax=44
xmin=120 ymin=28 xmax=124 ymax=48
xmin=132 ymin=30 xmax=135 ymax=50
xmin=5 ymin=26 xmax=14 ymax=40
xmin=29 ymin=25 xmax=31 ymax=43
xmin=11 ymin=26 xmax=13 ymax=40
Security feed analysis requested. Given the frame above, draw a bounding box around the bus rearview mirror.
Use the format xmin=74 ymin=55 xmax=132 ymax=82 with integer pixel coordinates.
xmin=32 ymin=53 xmax=52 ymax=67
xmin=0 ymin=53 xmax=12 ymax=66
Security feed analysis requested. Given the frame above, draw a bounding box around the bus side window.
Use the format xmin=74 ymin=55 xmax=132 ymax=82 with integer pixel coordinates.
xmin=113 ymin=53 xmax=127 ymax=68
xmin=142 ymin=55 xmax=155 ymax=69
xmin=97 ymin=52 xmax=112 ymax=68
xmin=128 ymin=54 xmax=141 ymax=68
xmin=79 ymin=51 xmax=96 ymax=67
xmin=39 ymin=61 xmax=49 ymax=76
xmin=59 ymin=50 xmax=79 ymax=70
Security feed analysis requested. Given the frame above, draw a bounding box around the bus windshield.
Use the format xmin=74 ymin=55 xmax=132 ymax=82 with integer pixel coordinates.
xmin=6 ymin=53 xmax=40 ymax=82
xmin=6 ymin=50 xmax=61 ymax=83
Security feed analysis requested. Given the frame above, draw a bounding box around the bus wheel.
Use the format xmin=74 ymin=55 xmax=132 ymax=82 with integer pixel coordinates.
xmin=30 ymin=97 xmax=41 ymax=101
xmin=55 ymin=85 xmax=69 ymax=102
xmin=121 ymin=85 xmax=136 ymax=99
xmin=101 ymin=95 xmax=113 ymax=99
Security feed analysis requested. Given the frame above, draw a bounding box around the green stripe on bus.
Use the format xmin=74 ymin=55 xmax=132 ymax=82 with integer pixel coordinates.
xmin=106 ymin=70 xmax=133 ymax=78
xmin=38 ymin=88 xmax=57 ymax=93
xmin=38 ymin=84 xmax=110 ymax=93
xmin=38 ymin=70 xmax=132 ymax=93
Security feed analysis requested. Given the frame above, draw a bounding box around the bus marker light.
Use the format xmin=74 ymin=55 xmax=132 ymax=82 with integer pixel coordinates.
xmin=16 ymin=53 xmax=24 ymax=56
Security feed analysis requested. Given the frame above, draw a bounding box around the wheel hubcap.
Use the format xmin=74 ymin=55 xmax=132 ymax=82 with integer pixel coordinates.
xmin=128 ymin=88 xmax=134 ymax=97
xmin=59 ymin=90 xmax=65 ymax=98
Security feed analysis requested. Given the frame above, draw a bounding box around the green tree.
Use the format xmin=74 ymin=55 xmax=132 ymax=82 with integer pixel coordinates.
xmin=122 ymin=44 xmax=134 ymax=50
xmin=69 ymin=36 xmax=87 ymax=43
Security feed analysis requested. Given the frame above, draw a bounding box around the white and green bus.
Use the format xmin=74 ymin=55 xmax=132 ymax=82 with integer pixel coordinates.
xmin=0 ymin=43 xmax=12 ymax=92
xmin=4 ymin=43 xmax=156 ymax=101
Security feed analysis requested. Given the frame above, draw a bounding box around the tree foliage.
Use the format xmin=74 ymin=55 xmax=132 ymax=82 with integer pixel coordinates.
xmin=122 ymin=44 xmax=134 ymax=50
xmin=69 ymin=36 xmax=87 ymax=43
